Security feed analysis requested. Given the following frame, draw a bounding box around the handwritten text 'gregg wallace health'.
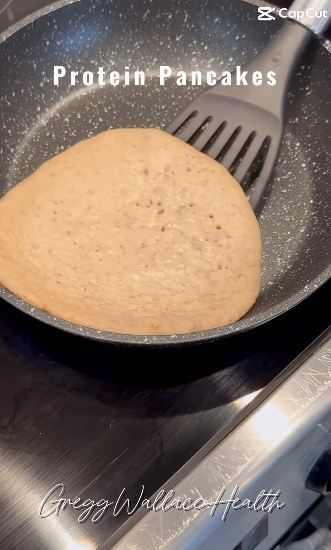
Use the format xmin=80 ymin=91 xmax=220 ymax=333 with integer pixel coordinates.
xmin=38 ymin=484 xmax=286 ymax=524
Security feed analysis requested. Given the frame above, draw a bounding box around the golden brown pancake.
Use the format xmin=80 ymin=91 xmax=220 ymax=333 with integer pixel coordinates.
xmin=0 ymin=128 xmax=261 ymax=335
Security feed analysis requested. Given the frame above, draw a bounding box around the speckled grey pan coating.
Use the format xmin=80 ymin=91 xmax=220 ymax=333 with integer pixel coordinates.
xmin=0 ymin=0 xmax=330 ymax=346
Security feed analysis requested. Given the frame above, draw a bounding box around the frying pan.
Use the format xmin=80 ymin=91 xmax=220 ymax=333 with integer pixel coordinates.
xmin=0 ymin=0 xmax=330 ymax=345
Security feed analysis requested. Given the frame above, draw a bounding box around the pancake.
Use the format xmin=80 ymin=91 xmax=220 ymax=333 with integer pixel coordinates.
xmin=0 ymin=128 xmax=261 ymax=335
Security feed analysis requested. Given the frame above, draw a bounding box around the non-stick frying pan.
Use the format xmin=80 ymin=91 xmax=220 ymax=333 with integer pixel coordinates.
xmin=0 ymin=0 xmax=330 ymax=345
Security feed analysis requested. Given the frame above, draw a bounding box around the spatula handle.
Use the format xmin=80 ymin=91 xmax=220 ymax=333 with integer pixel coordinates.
xmin=289 ymin=0 xmax=331 ymax=35
xmin=243 ymin=20 xmax=312 ymax=117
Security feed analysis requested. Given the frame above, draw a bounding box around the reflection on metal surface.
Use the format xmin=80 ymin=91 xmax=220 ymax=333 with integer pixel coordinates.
xmin=234 ymin=390 xmax=260 ymax=409
xmin=234 ymin=390 xmax=291 ymax=444
xmin=47 ymin=518 xmax=97 ymax=550
xmin=250 ymin=402 xmax=290 ymax=443
xmin=0 ymin=452 xmax=96 ymax=550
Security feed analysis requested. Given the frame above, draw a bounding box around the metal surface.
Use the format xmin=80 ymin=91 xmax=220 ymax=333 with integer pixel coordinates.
xmin=109 ymin=332 xmax=331 ymax=550
xmin=0 ymin=0 xmax=330 ymax=345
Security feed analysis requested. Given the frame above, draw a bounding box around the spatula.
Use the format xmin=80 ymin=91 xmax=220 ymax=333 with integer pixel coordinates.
xmin=167 ymin=0 xmax=331 ymax=212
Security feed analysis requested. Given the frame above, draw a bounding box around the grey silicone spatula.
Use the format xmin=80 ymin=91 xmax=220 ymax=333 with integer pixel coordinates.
xmin=167 ymin=0 xmax=331 ymax=212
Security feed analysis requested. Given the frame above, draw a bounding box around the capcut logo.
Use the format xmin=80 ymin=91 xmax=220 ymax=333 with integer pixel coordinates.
xmin=258 ymin=6 xmax=329 ymax=22
xmin=258 ymin=7 xmax=276 ymax=21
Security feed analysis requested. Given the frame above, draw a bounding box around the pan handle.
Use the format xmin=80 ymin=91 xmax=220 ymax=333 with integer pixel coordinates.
xmin=288 ymin=0 xmax=331 ymax=35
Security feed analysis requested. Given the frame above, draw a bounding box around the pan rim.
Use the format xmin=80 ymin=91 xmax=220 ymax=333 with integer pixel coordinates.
xmin=0 ymin=271 xmax=330 ymax=346
xmin=0 ymin=0 xmax=330 ymax=346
